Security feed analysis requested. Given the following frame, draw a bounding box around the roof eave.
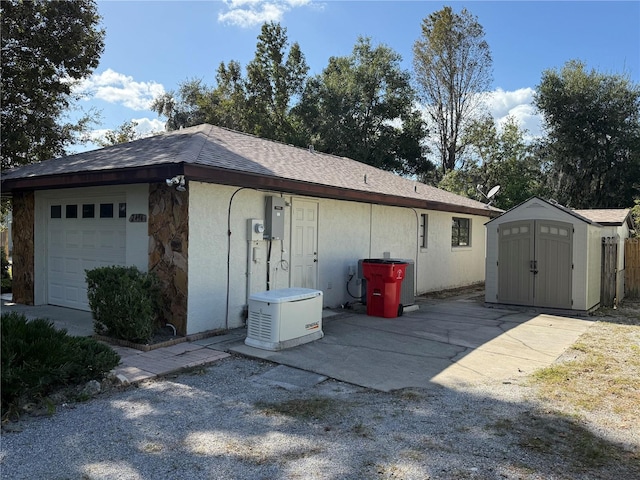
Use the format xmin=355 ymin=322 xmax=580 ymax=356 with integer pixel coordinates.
xmin=183 ymin=164 xmax=500 ymax=217
xmin=1 ymin=164 xmax=184 ymax=194
xmin=1 ymin=163 xmax=500 ymax=218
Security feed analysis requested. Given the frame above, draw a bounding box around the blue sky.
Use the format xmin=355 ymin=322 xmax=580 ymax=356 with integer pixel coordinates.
xmin=72 ymin=0 xmax=640 ymax=151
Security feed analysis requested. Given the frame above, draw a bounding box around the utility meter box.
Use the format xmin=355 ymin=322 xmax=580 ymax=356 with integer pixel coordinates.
xmin=265 ymin=196 xmax=286 ymax=240
xmin=248 ymin=219 xmax=265 ymax=242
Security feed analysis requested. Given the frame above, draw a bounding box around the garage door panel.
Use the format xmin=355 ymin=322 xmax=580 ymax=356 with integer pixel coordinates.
xmin=50 ymin=256 xmax=64 ymax=274
xmin=47 ymin=197 xmax=127 ymax=311
xmin=82 ymin=231 xmax=97 ymax=248
xmin=65 ymin=230 xmax=81 ymax=248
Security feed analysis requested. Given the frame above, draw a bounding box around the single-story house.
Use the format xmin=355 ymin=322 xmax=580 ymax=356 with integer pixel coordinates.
xmin=2 ymin=124 xmax=501 ymax=335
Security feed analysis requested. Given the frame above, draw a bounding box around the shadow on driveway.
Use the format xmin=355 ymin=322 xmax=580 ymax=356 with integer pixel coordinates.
xmin=229 ymin=295 xmax=594 ymax=391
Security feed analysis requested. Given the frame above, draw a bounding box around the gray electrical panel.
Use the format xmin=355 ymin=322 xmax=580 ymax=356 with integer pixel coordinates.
xmin=265 ymin=196 xmax=286 ymax=239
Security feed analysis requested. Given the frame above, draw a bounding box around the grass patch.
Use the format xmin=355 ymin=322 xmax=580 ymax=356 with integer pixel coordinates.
xmin=489 ymin=410 xmax=639 ymax=471
xmin=530 ymin=305 xmax=640 ymax=426
xmin=255 ymin=396 xmax=342 ymax=420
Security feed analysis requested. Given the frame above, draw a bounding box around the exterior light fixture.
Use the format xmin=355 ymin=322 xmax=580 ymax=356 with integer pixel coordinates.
xmin=166 ymin=175 xmax=186 ymax=192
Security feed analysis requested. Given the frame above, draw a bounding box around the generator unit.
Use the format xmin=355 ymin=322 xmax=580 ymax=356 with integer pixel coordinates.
xmin=245 ymin=288 xmax=323 ymax=351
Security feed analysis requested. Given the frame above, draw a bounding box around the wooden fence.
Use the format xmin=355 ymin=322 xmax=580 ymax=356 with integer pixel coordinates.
xmin=625 ymin=238 xmax=640 ymax=299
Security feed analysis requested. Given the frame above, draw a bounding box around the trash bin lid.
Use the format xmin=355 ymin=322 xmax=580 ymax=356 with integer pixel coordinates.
xmin=362 ymin=258 xmax=396 ymax=264
xmin=249 ymin=288 xmax=323 ymax=303
xmin=362 ymin=258 xmax=407 ymax=265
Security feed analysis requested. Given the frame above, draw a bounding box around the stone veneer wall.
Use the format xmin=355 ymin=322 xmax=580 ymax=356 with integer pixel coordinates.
xmin=11 ymin=191 xmax=35 ymax=305
xmin=148 ymin=183 xmax=189 ymax=335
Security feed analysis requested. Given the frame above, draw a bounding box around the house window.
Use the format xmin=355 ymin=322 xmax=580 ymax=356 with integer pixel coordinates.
xmin=118 ymin=203 xmax=127 ymax=218
xmin=50 ymin=205 xmax=62 ymax=219
xmin=82 ymin=204 xmax=95 ymax=218
xmin=66 ymin=204 xmax=78 ymax=218
xmin=420 ymin=214 xmax=428 ymax=248
xmin=452 ymin=217 xmax=471 ymax=247
xmin=100 ymin=203 xmax=114 ymax=218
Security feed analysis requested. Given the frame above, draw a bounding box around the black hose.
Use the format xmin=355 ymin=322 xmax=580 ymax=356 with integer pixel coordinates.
xmin=346 ymin=274 xmax=362 ymax=299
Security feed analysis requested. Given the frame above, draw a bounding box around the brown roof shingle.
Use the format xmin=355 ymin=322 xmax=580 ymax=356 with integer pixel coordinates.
xmin=573 ymin=209 xmax=633 ymax=227
xmin=2 ymin=123 xmax=500 ymax=216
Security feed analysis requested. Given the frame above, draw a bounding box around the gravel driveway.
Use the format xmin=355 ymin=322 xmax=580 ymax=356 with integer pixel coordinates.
xmin=1 ymin=352 xmax=638 ymax=479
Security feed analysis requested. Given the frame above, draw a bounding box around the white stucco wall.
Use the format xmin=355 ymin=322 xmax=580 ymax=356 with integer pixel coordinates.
xmin=188 ymin=181 xmax=491 ymax=333
xmin=485 ymin=198 xmax=602 ymax=311
xmin=33 ymin=185 xmax=149 ymax=306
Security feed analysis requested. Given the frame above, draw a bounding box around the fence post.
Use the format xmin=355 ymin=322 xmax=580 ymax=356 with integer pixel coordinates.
xmin=625 ymin=238 xmax=640 ymax=299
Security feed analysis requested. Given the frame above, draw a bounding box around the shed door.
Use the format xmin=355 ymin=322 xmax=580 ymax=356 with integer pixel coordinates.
xmin=47 ymin=198 xmax=126 ymax=310
xmin=498 ymin=220 xmax=572 ymax=309
xmin=534 ymin=221 xmax=573 ymax=309
xmin=498 ymin=221 xmax=534 ymax=305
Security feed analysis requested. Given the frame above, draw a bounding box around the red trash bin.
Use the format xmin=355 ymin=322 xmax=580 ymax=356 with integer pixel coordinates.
xmin=361 ymin=259 xmax=407 ymax=318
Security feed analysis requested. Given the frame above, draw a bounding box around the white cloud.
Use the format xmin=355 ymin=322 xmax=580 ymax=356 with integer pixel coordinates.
xmin=218 ymin=0 xmax=311 ymax=28
xmin=131 ymin=117 xmax=166 ymax=136
xmin=82 ymin=117 xmax=165 ymax=151
xmin=486 ymin=88 xmax=543 ymax=139
xmin=74 ymin=69 xmax=165 ymax=111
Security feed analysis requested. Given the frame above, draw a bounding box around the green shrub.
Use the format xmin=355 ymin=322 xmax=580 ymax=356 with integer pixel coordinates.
xmin=85 ymin=265 xmax=161 ymax=343
xmin=1 ymin=312 xmax=120 ymax=416
xmin=1 ymin=248 xmax=11 ymax=293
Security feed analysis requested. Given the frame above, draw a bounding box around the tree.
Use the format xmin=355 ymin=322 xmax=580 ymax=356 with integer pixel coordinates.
xmin=413 ymin=6 xmax=492 ymax=177
xmin=150 ymin=79 xmax=211 ymax=131
xmin=244 ymin=22 xmax=308 ymax=143
xmin=96 ymin=120 xmax=141 ymax=147
xmin=151 ymin=22 xmax=307 ymax=145
xmin=439 ymin=116 xmax=545 ymax=210
xmin=534 ymin=60 xmax=640 ymax=208
xmin=1 ymin=0 xmax=105 ymax=170
xmin=295 ymin=37 xmax=432 ymax=176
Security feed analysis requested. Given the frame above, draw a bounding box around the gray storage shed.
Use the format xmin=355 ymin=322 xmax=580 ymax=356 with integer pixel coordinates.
xmin=485 ymin=197 xmax=602 ymax=313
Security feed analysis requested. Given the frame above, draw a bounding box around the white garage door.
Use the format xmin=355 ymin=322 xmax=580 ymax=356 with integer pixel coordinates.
xmin=47 ymin=198 xmax=127 ymax=310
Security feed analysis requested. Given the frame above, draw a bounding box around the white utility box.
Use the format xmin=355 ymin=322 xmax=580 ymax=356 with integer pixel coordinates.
xmin=245 ymin=288 xmax=323 ymax=351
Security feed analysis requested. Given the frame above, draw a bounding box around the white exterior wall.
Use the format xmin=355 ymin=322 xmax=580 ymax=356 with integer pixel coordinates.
xmin=33 ymin=185 xmax=149 ymax=305
xmin=419 ymin=210 xmax=487 ymax=293
xmin=585 ymin=223 xmax=602 ymax=310
xmin=188 ymin=181 xmax=491 ymax=333
xmin=485 ymin=198 xmax=602 ymax=311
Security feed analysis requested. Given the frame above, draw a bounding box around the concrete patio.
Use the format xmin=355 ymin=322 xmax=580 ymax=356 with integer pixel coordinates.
xmin=1 ymin=293 xmax=595 ymax=391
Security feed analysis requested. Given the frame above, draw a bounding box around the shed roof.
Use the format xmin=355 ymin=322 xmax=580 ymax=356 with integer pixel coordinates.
xmin=1 ymin=123 xmax=500 ymax=217
xmin=485 ymin=196 xmax=600 ymax=225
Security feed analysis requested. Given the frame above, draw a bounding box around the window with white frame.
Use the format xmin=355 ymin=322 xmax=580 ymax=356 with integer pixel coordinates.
xmin=451 ymin=217 xmax=471 ymax=247
xmin=420 ymin=214 xmax=428 ymax=248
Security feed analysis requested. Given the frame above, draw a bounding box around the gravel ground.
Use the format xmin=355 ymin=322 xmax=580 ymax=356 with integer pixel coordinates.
xmin=1 ymin=351 xmax=639 ymax=480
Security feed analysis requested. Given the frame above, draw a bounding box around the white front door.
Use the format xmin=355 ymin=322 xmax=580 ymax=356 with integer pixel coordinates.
xmin=47 ymin=197 xmax=127 ymax=310
xmin=290 ymin=199 xmax=318 ymax=289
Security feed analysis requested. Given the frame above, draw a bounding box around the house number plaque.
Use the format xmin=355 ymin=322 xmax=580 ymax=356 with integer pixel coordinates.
xmin=129 ymin=214 xmax=147 ymax=223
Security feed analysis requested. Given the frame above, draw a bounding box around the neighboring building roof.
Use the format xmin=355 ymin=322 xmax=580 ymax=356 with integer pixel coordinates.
xmin=1 ymin=123 xmax=500 ymax=217
xmin=573 ymin=208 xmax=635 ymax=229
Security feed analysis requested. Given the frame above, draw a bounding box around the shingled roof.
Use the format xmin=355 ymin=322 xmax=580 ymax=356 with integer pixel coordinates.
xmin=1 ymin=123 xmax=500 ymax=217
xmin=573 ymin=209 xmax=635 ymax=228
